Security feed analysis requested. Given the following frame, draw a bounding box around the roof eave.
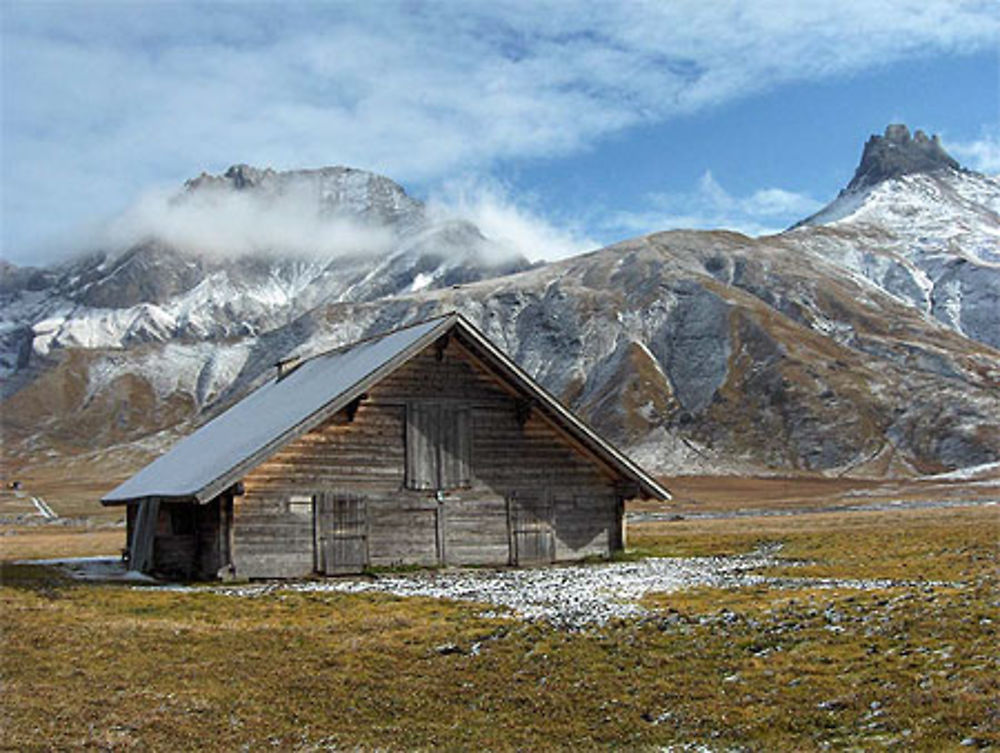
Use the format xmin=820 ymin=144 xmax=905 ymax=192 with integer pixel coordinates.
xmin=100 ymin=493 xmax=198 ymax=507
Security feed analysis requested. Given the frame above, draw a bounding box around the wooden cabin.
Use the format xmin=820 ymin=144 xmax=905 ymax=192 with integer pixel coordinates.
xmin=102 ymin=313 xmax=670 ymax=580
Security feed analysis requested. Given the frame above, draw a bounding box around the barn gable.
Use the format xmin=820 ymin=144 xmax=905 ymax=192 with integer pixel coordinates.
xmin=103 ymin=313 xmax=670 ymax=579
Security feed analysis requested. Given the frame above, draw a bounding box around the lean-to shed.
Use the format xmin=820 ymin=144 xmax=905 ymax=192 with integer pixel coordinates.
xmin=102 ymin=313 xmax=670 ymax=580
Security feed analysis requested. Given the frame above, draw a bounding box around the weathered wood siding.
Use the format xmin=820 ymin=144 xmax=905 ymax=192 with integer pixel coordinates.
xmin=368 ymin=500 xmax=439 ymax=567
xmin=471 ymin=404 xmax=619 ymax=561
xmin=235 ymin=404 xmax=406 ymax=577
xmin=443 ymin=493 xmax=509 ymax=565
xmin=234 ymin=339 xmax=621 ymax=578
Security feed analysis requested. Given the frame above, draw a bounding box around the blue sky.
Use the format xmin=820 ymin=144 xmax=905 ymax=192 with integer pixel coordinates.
xmin=2 ymin=1 xmax=998 ymax=265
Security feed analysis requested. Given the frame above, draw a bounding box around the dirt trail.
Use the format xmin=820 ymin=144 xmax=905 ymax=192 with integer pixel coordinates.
xmin=30 ymin=496 xmax=58 ymax=520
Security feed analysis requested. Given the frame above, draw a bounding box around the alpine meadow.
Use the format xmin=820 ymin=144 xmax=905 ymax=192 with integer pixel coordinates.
xmin=2 ymin=3 xmax=998 ymax=750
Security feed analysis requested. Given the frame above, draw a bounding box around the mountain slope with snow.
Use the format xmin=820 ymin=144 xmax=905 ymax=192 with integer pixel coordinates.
xmin=0 ymin=165 xmax=531 ymax=385
xmin=2 ymin=126 xmax=998 ymax=482
xmin=791 ymin=124 xmax=1000 ymax=348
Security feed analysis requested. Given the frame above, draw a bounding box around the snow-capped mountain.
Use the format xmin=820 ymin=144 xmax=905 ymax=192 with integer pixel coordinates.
xmin=791 ymin=124 xmax=1000 ymax=349
xmin=0 ymin=165 xmax=530 ymax=383
xmin=2 ymin=127 xmax=999 ymax=483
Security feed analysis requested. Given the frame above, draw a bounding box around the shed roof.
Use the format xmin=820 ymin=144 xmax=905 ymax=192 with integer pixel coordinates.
xmin=103 ymin=313 xmax=670 ymax=504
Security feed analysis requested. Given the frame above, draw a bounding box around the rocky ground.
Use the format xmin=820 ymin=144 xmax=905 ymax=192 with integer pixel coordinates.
xmin=38 ymin=543 xmax=933 ymax=631
xmin=188 ymin=548 xmax=787 ymax=628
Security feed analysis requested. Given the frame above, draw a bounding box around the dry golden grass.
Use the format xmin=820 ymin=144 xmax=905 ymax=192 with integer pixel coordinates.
xmin=630 ymin=505 xmax=999 ymax=581
xmin=0 ymin=525 xmax=124 ymax=562
xmin=0 ymin=471 xmax=130 ymax=522
xmin=2 ymin=442 xmax=146 ymax=522
xmin=1 ymin=493 xmax=997 ymax=750
xmin=636 ymin=474 xmax=999 ymax=514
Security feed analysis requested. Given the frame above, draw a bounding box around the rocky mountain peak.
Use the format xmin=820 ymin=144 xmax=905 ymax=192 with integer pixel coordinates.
xmin=182 ymin=163 xmax=424 ymax=228
xmin=846 ymin=123 xmax=962 ymax=192
xmin=222 ymin=163 xmax=275 ymax=189
xmin=183 ymin=164 xmax=274 ymax=192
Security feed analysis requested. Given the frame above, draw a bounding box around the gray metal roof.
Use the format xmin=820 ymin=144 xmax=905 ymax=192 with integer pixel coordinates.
xmin=103 ymin=312 xmax=670 ymax=504
xmin=102 ymin=315 xmax=451 ymax=503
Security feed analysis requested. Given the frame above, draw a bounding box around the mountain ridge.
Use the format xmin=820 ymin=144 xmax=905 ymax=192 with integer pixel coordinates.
xmin=0 ymin=165 xmax=532 ymax=383
xmin=2 ymin=125 xmax=998 ymax=483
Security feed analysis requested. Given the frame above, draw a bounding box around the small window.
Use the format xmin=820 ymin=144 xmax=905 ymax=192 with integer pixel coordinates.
xmin=406 ymin=403 xmax=471 ymax=490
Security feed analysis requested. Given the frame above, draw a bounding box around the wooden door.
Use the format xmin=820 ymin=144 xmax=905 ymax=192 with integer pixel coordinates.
xmin=314 ymin=492 xmax=368 ymax=574
xmin=510 ymin=492 xmax=555 ymax=565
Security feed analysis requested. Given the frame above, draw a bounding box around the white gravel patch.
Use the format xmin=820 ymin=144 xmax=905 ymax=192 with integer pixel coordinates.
xmin=22 ymin=548 xmax=959 ymax=630
xmin=201 ymin=546 xmax=959 ymax=629
xmin=210 ymin=548 xmax=783 ymax=628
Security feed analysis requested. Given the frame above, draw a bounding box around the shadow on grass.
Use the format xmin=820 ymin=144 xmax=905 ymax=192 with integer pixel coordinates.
xmin=0 ymin=562 xmax=74 ymax=596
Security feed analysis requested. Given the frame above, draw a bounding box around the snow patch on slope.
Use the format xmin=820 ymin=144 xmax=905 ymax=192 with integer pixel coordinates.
xmin=789 ymin=169 xmax=1000 ymax=348
xmin=86 ymin=341 xmax=254 ymax=405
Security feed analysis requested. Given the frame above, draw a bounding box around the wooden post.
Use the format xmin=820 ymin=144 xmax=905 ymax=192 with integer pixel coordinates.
xmin=129 ymin=497 xmax=160 ymax=573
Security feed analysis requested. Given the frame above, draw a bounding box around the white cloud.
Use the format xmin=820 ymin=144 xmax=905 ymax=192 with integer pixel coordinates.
xmin=71 ymin=170 xmax=590 ymax=266
xmin=608 ymin=171 xmax=823 ymax=238
xmin=950 ymin=128 xmax=1000 ymax=174
xmin=98 ymin=183 xmax=396 ymax=261
xmin=427 ymin=178 xmax=597 ymax=262
xmin=2 ymin=1 xmax=998 ymax=262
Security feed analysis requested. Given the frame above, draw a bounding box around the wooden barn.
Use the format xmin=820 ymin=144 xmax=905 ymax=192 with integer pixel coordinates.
xmin=102 ymin=313 xmax=670 ymax=580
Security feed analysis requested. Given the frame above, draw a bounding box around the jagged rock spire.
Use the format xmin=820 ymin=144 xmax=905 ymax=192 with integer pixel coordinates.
xmin=846 ymin=124 xmax=961 ymax=192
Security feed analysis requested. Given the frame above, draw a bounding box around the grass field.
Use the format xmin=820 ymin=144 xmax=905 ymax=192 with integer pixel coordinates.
xmin=1 ymin=483 xmax=997 ymax=751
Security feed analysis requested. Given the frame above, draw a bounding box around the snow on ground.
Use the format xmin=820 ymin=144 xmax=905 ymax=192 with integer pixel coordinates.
xmin=30 ymin=497 xmax=57 ymax=519
xmin=84 ymin=340 xmax=254 ymax=406
xmin=927 ymin=460 xmax=1000 ymax=481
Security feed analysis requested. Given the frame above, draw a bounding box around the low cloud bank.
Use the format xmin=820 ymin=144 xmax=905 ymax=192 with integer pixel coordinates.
xmin=73 ymin=171 xmax=594 ymax=267
xmin=427 ymin=178 xmax=597 ymax=263
xmin=98 ymin=181 xmax=397 ymax=261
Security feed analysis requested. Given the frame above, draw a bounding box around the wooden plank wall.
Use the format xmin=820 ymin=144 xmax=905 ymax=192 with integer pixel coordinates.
xmin=473 ymin=405 xmax=618 ymax=561
xmin=442 ymin=493 xmax=509 ymax=565
xmin=233 ymin=340 xmax=621 ymax=578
